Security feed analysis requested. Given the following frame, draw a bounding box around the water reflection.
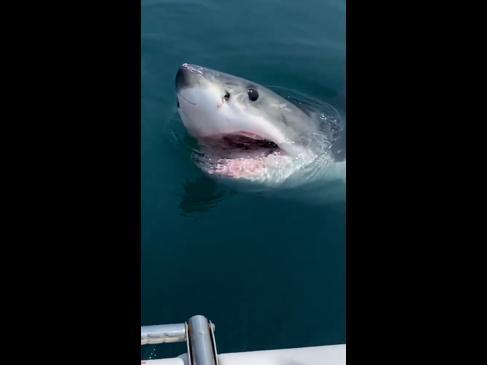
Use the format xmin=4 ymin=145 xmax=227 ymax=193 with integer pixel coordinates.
xmin=178 ymin=175 xmax=229 ymax=215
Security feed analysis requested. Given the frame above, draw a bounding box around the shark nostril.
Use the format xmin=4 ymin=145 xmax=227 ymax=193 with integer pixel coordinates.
xmin=175 ymin=67 xmax=189 ymax=90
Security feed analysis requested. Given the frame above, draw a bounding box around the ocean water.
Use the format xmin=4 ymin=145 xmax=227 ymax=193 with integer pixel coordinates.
xmin=141 ymin=0 xmax=346 ymax=359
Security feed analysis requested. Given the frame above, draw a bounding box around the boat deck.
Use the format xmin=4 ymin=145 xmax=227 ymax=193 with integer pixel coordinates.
xmin=142 ymin=344 xmax=346 ymax=365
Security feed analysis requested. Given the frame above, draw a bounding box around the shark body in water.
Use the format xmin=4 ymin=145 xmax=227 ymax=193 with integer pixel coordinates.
xmin=175 ymin=63 xmax=345 ymax=203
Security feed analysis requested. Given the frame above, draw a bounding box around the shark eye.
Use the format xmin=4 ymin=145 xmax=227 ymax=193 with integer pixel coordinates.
xmin=247 ymin=88 xmax=259 ymax=101
xmin=223 ymin=91 xmax=230 ymax=101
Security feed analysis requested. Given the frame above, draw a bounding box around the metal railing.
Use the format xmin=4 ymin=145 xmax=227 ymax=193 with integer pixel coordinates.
xmin=141 ymin=315 xmax=218 ymax=365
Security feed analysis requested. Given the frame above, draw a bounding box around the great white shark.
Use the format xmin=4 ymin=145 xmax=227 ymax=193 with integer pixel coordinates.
xmin=175 ymin=63 xmax=345 ymax=201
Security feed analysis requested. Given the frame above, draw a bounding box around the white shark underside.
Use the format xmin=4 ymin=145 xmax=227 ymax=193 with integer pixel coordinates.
xmin=175 ymin=63 xmax=345 ymax=201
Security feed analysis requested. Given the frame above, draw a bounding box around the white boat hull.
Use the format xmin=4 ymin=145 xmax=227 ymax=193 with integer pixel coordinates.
xmin=142 ymin=344 xmax=346 ymax=365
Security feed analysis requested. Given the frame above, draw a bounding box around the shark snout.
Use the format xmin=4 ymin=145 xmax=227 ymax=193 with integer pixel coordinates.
xmin=175 ymin=63 xmax=208 ymax=91
xmin=175 ymin=64 xmax=191 ymax=91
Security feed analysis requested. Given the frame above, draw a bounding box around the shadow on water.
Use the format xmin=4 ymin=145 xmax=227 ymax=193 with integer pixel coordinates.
xmin=178 ymin=174 xmax=231 ymax=216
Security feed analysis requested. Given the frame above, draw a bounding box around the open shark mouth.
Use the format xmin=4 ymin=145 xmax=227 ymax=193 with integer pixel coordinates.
xmin=192 ymin=131 xmax=291 ymax=180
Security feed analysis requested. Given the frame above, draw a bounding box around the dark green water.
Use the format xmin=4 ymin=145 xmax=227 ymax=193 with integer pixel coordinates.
xmin=142 ymin=0 xmax=345 ymax=359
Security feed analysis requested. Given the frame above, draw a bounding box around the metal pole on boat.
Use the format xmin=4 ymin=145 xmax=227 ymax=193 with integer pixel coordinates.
xmin=187 ymin=315 xmax=218 ymax=365
xmin=141 ymin=323 xmax=187 ymax=345
xmin=141 ymin=315 xmax=218 ymax=365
